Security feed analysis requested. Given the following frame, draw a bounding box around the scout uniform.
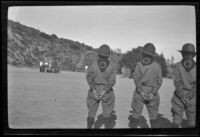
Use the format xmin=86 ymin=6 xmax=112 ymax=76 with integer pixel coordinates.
xmin=130 ymin=43 xmax=163 ymax=128
xmin=84 ymin=45 xmax=117 ymax=129
xmin=171 ymin=43 xmax=196 ymax=128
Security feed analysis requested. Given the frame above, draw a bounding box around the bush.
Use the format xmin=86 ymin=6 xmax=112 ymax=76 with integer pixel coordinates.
xmin=51 ymin=34 xmax=58 ymax=39
xmin=40 ymin=32 xmax=51 ymax=40
xmin=70 ymin=44 xmax=80 ymax=51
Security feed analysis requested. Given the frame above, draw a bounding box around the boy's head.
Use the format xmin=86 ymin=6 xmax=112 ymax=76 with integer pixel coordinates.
xmin=178 ymin=43 xmax=196 ymax=60
xmin=98 ymin=44 xmax=111 ymax=59
xmin=142 ymin=43 xmax=156 ymax=58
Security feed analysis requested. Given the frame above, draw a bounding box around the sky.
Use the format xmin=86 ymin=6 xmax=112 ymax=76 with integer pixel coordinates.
xmin=8 ymin=6 xmax=196 ymax=62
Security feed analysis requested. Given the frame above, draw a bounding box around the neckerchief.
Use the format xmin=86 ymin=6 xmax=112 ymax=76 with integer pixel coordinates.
xmin=141 ymin=57 xmax=154 ymax=66
xmin=181 ymin=59 xmax=196 ymax=72
xmin=98 ymin=58 xmax=110 ymax=72
xmin=141 ymin=53 xmax=154 ymax=66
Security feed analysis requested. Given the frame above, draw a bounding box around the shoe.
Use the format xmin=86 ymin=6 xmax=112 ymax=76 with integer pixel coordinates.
xmin=129 ymin=116 xmax=140 ymax=128
xmin=170 ymin=122 xmax=179 ymax=128
xmin=150 ymin=119 xmax=157 ymax=128
xmin=104 ymin=117 xmax=112 ymax=129
xmin=87 ymin=117 xmax=95 ymax=129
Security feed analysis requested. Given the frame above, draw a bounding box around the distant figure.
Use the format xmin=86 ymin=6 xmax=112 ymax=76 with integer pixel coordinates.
xmin=121 ymin=66 xmax=125 ymax=78
xmin=44 ymin=61 xmax=48 ymax=72
xmin=48 ymin=60 xmax=52 ymax=70
xmin=85 ymin=65 xmax=88 ymax=74
xmin=39 ymin=61 xmax=44 ymax=72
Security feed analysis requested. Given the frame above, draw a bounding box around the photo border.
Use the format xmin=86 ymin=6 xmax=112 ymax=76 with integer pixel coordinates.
xmin=2 ymin=1 xmax=199 ymax=136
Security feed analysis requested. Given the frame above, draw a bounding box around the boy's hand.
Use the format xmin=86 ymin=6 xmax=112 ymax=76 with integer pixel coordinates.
xmin=141 ymin=92 xmax=153 ymax=104
xmin=93 ymin=90 xmax=105 ymax=100
xmin=181 ymin=97 xmax=190 ymax=106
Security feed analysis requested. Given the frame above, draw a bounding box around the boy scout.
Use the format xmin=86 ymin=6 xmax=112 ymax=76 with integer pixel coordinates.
xmin=130 ymin=43 xmax=163 ymax=128
xmin=171 ymin=43 xmax=196 ymax=128
xmin=84 ymin=44 xmax=117 ymax=129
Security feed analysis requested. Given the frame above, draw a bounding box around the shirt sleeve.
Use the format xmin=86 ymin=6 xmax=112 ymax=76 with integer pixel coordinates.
xmin=86 ymin=70 xmax=95 ymax=90
xmin=152 ymin=64 xmax=163 ymax=94
xmin=173 ymin=64 xmax=185 ymax=98
xmin=133 ymin=62 xmax=142 ymax=92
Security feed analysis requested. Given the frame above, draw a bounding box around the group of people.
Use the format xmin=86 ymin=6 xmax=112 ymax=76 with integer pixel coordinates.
xmin=78 ymin=43 xmax=196 ymax=129
xmin=39 ymin=59 xmax=51 ymax=72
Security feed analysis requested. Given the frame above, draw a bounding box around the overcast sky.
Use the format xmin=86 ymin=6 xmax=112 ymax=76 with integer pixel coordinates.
xmin=8 ymin=6 xmax=196 ymax=62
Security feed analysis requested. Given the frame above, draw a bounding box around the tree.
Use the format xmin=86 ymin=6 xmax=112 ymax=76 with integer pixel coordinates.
xmin=171 ymin=55 xmax=174 ymax=65
xmin=119 ymin=48 xmax=168 ymax=77
xmin=119 ymin=46 xmax=141 ymax=73
xmin=155 ymin=52 xmax=168 ymax=77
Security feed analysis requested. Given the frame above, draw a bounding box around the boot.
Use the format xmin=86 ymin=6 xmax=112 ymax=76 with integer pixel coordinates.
xmin=170 ymin=122 xmax=179 ymax=128
xmin=129 ymin=116 xmax=140 ymax=128
xmin=104 ymin=117 xmax=112 ymax=129
xmin=150 ymin=119 xmax=158 ymax=128
xmin=87 ymin=117 xmax=95 ymax=129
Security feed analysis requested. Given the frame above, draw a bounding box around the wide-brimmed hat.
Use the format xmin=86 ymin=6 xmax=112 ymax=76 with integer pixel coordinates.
xmin=178 ymin=43 xmax=196 ymax=56
xmin=98 ymin=44 xmax=111 ymax=57
xmin=141 ymin=43 xmax=156 ymax=57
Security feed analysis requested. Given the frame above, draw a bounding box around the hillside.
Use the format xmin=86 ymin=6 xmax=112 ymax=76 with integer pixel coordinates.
xmin=7 ymin=20 xmax=95 ymax=71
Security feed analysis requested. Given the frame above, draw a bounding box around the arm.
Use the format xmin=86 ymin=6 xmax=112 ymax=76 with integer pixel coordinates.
xmin=186 ymin=81 xmax=196 ymax=99
xmin=104 ymin=69 xmax=116 ymax=92
xmin=173 ymin=64 xmax=185 ymax=98
xmin=152 ymin=64 xmax=163 ymax=94
xmin=134 ymin=63 xmax=142 ymax=92
xmin=86 ymin=70 xmax=95 ymax=90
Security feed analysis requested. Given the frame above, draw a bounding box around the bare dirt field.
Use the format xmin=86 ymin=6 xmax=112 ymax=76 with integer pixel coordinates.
xmin=8 ymin=65 xmax=187 ymax=129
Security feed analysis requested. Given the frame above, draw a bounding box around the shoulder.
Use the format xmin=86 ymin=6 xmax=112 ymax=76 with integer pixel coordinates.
xmin=153 ymin=61 xmax=161 ymax=67
xmin=83 ymin=51 xmax=98 ymax=65
xmin=84 ymin=51 xmax=98 ymax=60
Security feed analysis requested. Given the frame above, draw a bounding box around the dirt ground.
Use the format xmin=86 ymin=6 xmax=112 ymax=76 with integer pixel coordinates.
xmin=8 ymin=65 xmax=187 ymax=129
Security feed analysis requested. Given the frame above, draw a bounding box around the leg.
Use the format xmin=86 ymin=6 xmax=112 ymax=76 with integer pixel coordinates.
xmin=185 ymin=97 xmax=196 ymax=128
xmin=146 ymin=93 xmax=160 ymax=128
xmin=101 ymin=91 xmax=115 ymax=129
xmin=171 ymin=94 xmax=185 ymax=128
xmin=87 ymin=90 xmax=100 ymax=128
xmin=130 ymin=91 xmax=144 ymax=128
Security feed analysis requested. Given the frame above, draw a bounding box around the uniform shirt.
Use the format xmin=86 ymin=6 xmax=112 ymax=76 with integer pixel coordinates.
xmin=134 ymin=61 xmax=162 ymax=94
xmin=173 ymin=62 xmax=196 ymax=98
xmin=86 ymin=54 xmax=116 ymax=92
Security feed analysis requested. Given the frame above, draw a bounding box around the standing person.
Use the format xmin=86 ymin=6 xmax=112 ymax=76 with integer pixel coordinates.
xmin=86 ymin=44 xmax=117 ymax=129
xmin=44 ymin=58 xmax=48 ymax=72
xmin=121 ymin=66 xmax=125 ymax=78
xmin=130 ymin=43 xmax=163 ymax=128
xmin=85 ymin=65 xmax=88 ymax=75
xmin=171 ymin=43 xmax=196 ymax=128
xmin=39 ymin=61 xmax=43 ymax=72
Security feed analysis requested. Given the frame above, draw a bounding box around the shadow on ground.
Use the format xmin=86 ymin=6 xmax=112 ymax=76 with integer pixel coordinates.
xmin=157 ymin=113 xmax=171 ymax=128
xmin=93 ymin=110 xmax=117 ymax=129
xmin=128 ymin=110 xmax=149 ymax=128
xmin=182 ymin=119 xmax=189 ymax=128
xmin=128 ymin=111 xmax=171 ymax=128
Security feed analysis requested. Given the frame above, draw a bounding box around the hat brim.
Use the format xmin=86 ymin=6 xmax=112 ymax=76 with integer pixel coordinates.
xmin=141 ymin=49 xmax=155 ymax=57
xmin=98 ymin=52 xmax=110 ymax=57
xmin=177 ymin=50 xmax=196 ymax=55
